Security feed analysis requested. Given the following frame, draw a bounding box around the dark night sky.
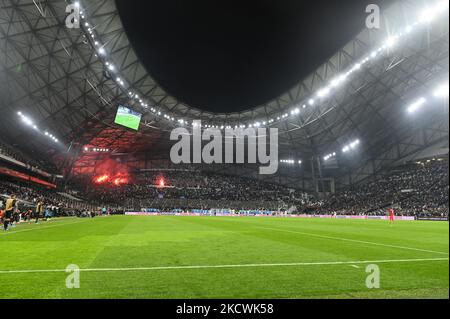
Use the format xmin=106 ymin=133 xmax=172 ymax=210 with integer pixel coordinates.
xmin=116 ymin=0 xmax=387 ymax=113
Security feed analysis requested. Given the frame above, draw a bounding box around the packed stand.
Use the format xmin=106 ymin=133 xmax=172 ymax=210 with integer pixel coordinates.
xmin=306 ymin=159 xmax=449 ymax=218
xmin=0 ymin=179 xmax=101 ymax=217
xmin=0 ymin=139 xmax=58 ymax=174
xmin=81 ymin=170 xmax=309 ymax=211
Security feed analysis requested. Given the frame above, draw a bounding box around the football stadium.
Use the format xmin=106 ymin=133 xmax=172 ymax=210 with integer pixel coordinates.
xmin=0 ymin=0 xmax=449 ymax=302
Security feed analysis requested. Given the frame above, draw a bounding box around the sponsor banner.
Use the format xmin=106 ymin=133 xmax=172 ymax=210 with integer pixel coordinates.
xmin=125 ymin=212 xmax=416 ymax=220
xmin=126 ymin=212 xmax=206 ymax=217
xmin=336 ymin=215 xmax=367 ymax=220
xmin=393 ymin=216 xmax=416 ymax=221
xmin=367 ymin=216 xmax=416 ymax=221
xmin=289 ymin=214 xmax=333 ymax=219
xmin=417 ymin=217 xmax=448 ymax=221
xmin=125 ymin=212 xmax=160 ymax=216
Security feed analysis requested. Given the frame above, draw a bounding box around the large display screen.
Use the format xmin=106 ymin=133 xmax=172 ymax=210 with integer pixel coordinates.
xmin=114 ymin=105 xmax=142 ymax=131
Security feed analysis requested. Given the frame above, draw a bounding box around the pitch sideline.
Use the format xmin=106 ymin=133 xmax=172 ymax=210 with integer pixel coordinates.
xmin=0 ymin=257 xmax=447 ymax=274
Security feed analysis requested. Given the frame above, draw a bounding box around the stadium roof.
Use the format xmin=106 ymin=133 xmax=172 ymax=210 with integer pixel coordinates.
xmin=0 ymin=0 xmax=448 ymax=190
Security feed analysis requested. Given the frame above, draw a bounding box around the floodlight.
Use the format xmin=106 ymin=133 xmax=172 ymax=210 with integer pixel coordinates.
xmin=317 ymin=87 xmax=331 ymax=98
xmin=385 ymin=36 xmax=398 ymax=48
xmin=434 ymin=83 xmax=449 ymax=98
xmin=408 ymin=97 xmax=427 ymax=113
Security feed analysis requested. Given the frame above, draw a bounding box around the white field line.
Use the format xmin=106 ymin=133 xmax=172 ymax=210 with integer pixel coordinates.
xmin=255 ymin=226 xmax=449 ymax=256
xmin=0 ymin=219 xmax=88 ymax=236
xmin=0 ymin=258 xmax=447 ymax=274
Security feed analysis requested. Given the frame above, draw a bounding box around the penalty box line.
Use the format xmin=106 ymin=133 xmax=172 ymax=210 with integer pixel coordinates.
xmin=0 ymin=257 xmax=448 ymax=274
xmin=254 ymin=226 xmax=450 ymax=256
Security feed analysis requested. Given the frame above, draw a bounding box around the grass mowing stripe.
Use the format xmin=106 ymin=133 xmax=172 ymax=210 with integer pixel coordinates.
xmin=254 ymin=226 xmax=449 ymax=256
xmin=0 ymin=257 xmax=447 ymax=274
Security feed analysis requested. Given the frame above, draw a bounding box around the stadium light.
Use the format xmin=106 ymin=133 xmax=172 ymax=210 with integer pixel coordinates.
xmin=408 ymin=97 xmax=427 ymax=113
xmin=419 ymin=1 xmax=449 ymax=24
xmin=18 ymin=112 xmax=62 ymax=144
xmin=21 ymin=116 xmax=32 ymax=126
xmin=75 ymin=0 xmax=449 ymax=132
xmin=323 ymin=152 xmax=337 ymax=161
xmin=342 ymin=139 xmax=361 ymax=153
xmin=353 ymin=63 xmax=362 ymax=71
xmin=280 ymin=159 xmax=301 ymax=165
xmin=434 ymin=83 xmax=449 ymax=98
xmin=350 ymin=140 xmax=359 ymax=149
xmin=331 ymin=74 xmax=348 ymax=88
xmin=317 ymin=87 xmax=331 ymax=98
xmin=385 ymin=36 xmax=399 ymax=48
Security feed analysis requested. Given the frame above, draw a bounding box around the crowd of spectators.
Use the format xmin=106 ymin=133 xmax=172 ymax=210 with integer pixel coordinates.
xmin=0 ymin=139 xmax=57 ymax=174
xmin=1 ymin=142 xmax=448 ymax=219
xmin=81 ymin=171 xmax=309 ymax=211
xmin=304 ymin=160 xmax=448 ymax=218
xmin=75 ymin=160 xmax=449 ymax=218
xmin=0 ymin=179 xmax=98 ymax=216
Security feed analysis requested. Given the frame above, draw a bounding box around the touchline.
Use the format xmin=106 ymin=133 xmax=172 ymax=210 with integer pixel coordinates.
xmin=170 ymin=120 xmax=279 ymax=175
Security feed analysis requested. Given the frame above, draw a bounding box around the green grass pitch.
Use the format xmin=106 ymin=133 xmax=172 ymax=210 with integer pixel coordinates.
xmin=0 ymin=216 xmax=448 ymax=299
